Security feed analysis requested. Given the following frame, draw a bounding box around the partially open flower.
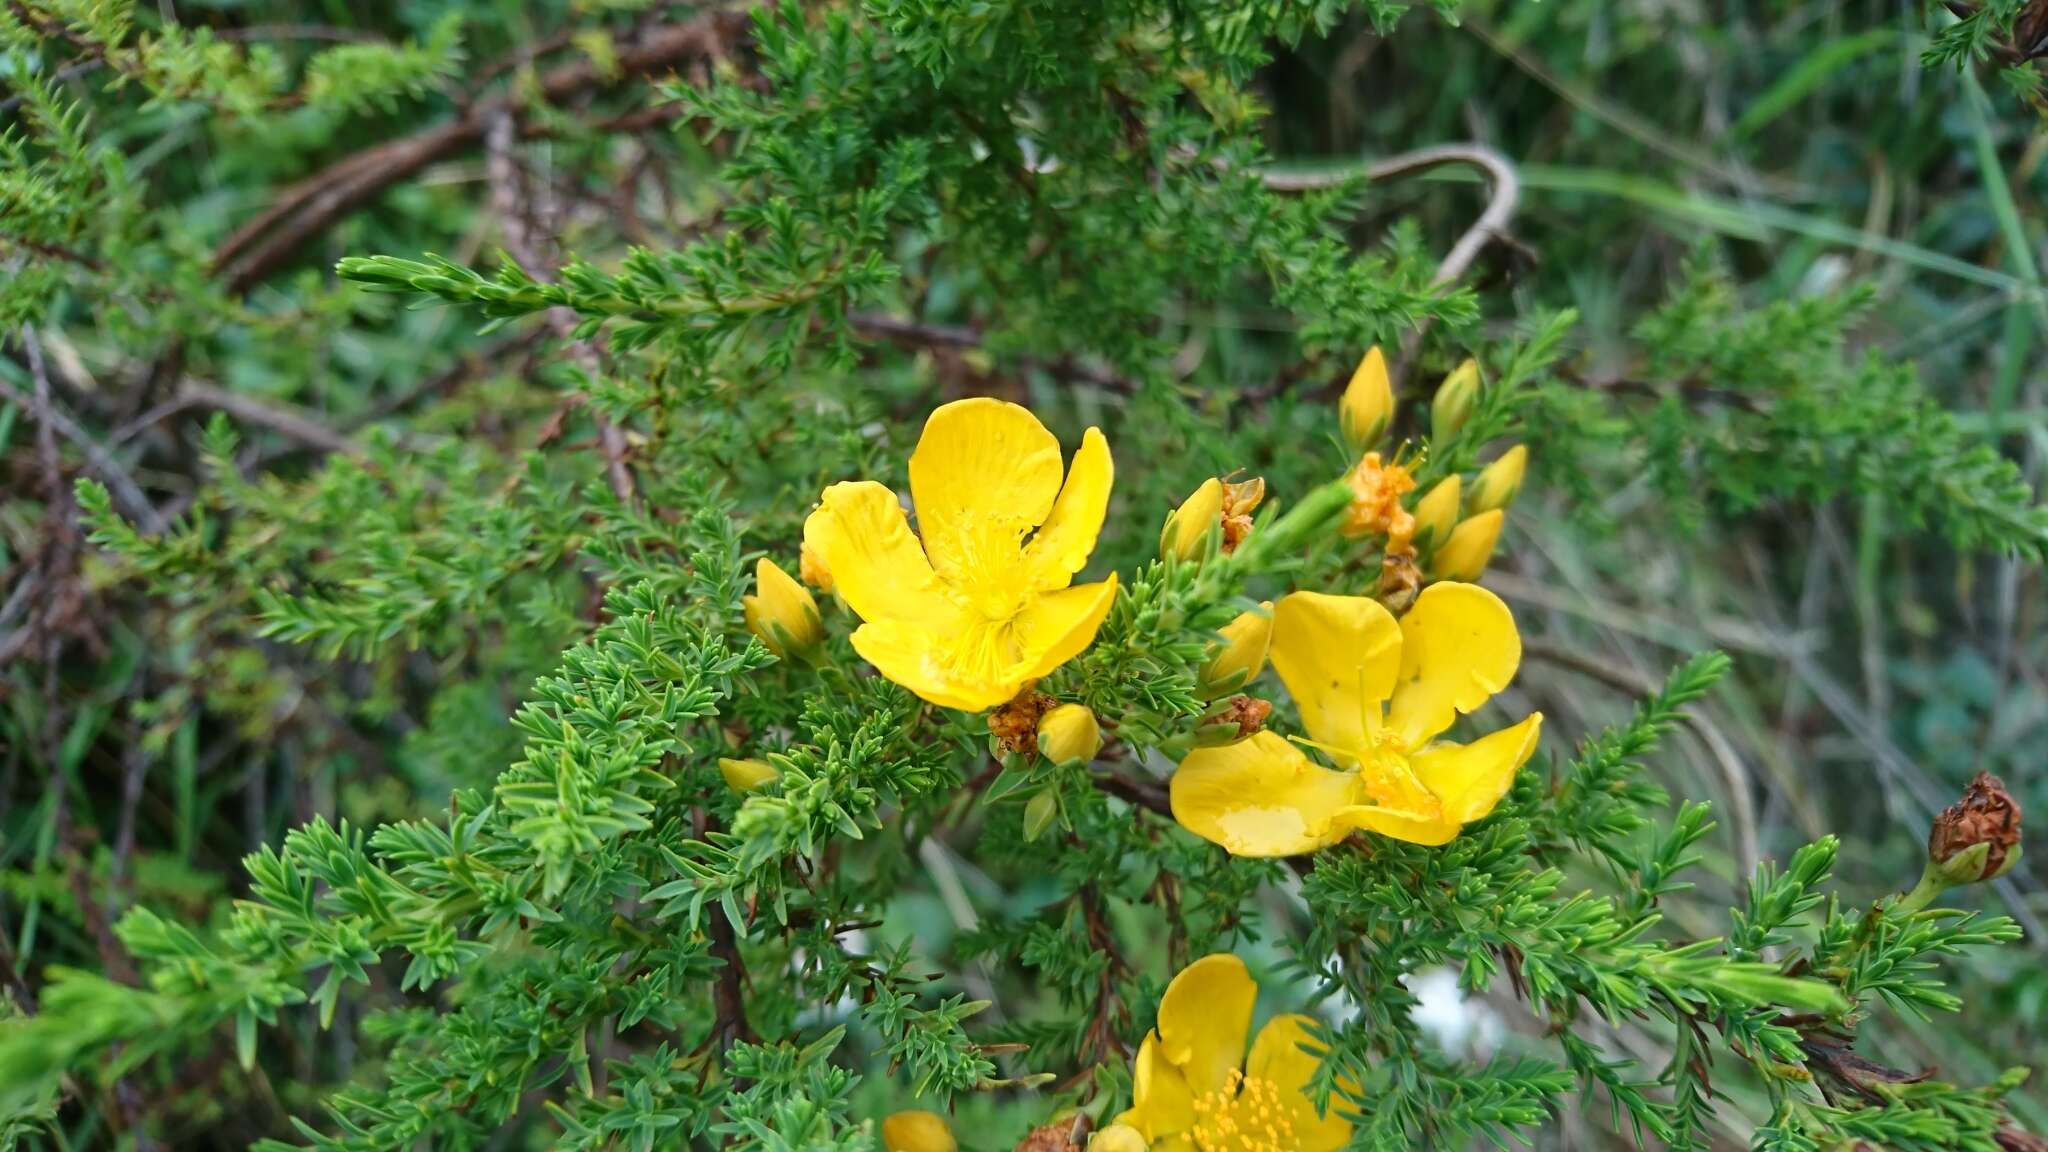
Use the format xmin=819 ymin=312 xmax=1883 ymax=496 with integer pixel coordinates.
xmin=1928 ymin=771 xmax=2023 ymax=886
xmin=743 ymin=558 xmax=824 ymax=659
xmin=884 ymin=1110 xmax=957 ymax=1152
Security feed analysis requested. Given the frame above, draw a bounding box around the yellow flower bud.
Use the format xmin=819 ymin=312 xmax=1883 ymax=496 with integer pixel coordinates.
xmin=1199 ymin=603 xmax=1273 ymax=698
xmin=718 ymin=757 xmax=779 ymax=794
xmin=1036 ymin=703 xmax=1103 ymax=764
xmin=1431 ymin=357 xmax=1480 ymax=441
xmin=1090 ymin=1125 xmax=1149 ymax=1152
xmin=743 ymin=557 xmax=823 ymax=659
xmin=1467 ymin=444 xmax=1527 ymax=513
xmin=882 ymin=1111 xmax=957 ymax=1152
xmin=1339 ymin=345 xmax=1394 ymax=452
xmin=1160 ymin=477 xmax=1224 ymax=561
xmin=798 ymin=540 xmax=834 ymax=593
xmin=1410 ymin=475 xmax=1461 ymax=554
xmin=1429 ymin=508 xmax=1504 ymax=582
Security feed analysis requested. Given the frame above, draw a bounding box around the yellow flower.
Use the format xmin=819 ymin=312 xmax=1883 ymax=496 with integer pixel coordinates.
xmin=1111 ymin=953 xmax=1351 ymax=1152
xmin=1339 ymin=345 xmax=1394 ymax=453
xmin=1170 ymin=583 xmax=1542 ymax=853
xmin=882 ymin=1110 xmax=957 ymax=1152
xmin=1219 ymin=476 xmax=1264 ymax=554
xmin=1199 ymin=603 xmax=1273 ymax=698
xmin=1467 ymin=444 xmax=1527 ymax=513
xmin=803 ymin=399 xmax=1119 ymax=712
xmin=718 ymin=757 xmax=779 ymax=794
xmin=743 ymin=558 xmax=824 ymax=659
xmin=1431 ymin=358 xmax=1480 ymax=441
xmin=1429 ymin=508 xmax=1503 ymax=582
xmin=1410 ymin=475 xmax=1461 ymax=554
xmin=1038 ymin=702 xmax=1104 ymax=763
xmin=1161 ymin=477 xmax=1225 ymax=561
xmin=1338 ymin=452 xmax=1417 ymax=549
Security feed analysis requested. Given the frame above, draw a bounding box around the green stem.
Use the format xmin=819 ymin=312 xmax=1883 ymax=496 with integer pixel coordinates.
xmin=1892 ymin=863 xmax=1947 ymax=917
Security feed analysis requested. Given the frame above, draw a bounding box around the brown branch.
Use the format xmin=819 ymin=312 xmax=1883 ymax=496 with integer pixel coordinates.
xmin=0 ymin=349 xmax=164 ymax=532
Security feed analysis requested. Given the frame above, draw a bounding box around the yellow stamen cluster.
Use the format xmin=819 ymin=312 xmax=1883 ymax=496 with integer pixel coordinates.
xmin=1190 ymin=1070 xmax=1298 ymax=1152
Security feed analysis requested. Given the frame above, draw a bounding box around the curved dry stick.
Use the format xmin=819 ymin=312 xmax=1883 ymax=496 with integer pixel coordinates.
xmin=1260 ymin=142 xmax=1522 ymax=288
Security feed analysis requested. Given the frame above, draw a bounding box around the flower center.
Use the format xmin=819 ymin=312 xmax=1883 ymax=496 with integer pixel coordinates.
xmin=1189 ymin=1070 xmax=1298 ymax=1152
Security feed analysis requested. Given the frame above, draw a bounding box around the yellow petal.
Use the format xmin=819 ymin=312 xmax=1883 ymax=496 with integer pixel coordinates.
xmin=1007 ymin=577 xmax=1119 ymax=682
xmin=803 ymin=481 xmax=949 ymax=625
xmin=1410 ymin=712 xmax=1543 ymax=824
xmin=908 ymin=398 xmax=1064 ymax=595
xmin=1089 ymin=1124 xmax=1150 ymax=1152
xmin=882 ymin=1110 xmax=957 ymax=1152
xmin=1023 ymin=426 xmax=1113 ymax=592
xmin=847 ymin=615 xmax=1006 ymax=712
xmin=1160 ymin=478 xmax=1224 ymax=561
xmin=1340 ymin=345 xmax=1394 ymax=452
xmin=1171 ymin=733 xmax=1361 ymax=858
xmin=717 ymin=757 xmax=779 ymax=794
xmin=1269 ymin=592 xmax=1401 ymax=756
xmin=1126 ymin=1030 xmax=1194 ymax=1140
xmin=1156 ymin=954 xmax=1256 ymax=1097
xmin=1330 ymin=802 xmax=1460 ymax=846
xmin=1245 ymin=1015 xmax=1353 ymax=1152
xmin=1385 ymin=581 xmax=1521 ymax=748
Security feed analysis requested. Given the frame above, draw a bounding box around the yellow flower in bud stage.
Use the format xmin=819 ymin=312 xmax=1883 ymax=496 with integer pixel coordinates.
xmin=743 ymin=558 xmax=824 ymax=659
xmin=1339 ymin=345 xmax=1394 ymax=453
xmin=798 ymin=540 xmax=834 ymax=593
xmin=1087 ymin=1125 xmax=1148 ymax=1152
xmin=718 ymin=757 xmax=779 ymax=794
xmin=882 ymin=1110 xmax=957 ymax=1152
xmin=1339 ymin=452 xmax=1417 ymax=550
xmin=1161 ymin=477 xmax=1225 ymax=561
xmin=1038 ymin=702 xmax=1104 ymax=764
xmin=1171 ymin=583 xmax=1542 ymax=854
xmin=1431 ymin=358 xmax=1480 ymax=441
xmin=1429 ymin=508 xmax=1503 ymax=582
xmin=1410 ymin=475 xmax=1461 ymax=554
xmin=803 ymin=399 xmax=1119 ymax=712
xmin=1200 ymin=602 xmax=1273 ymax=698
xmin=1467 ymin=444 xmax=1527 ymax=513
xmin=1111 ymin=953 xmax=1352 ymax=1152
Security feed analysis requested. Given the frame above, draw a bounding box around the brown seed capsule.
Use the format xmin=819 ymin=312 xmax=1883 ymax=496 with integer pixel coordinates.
xmin=1377 ymin=551 xmax=1423 ymax=615
xmin=1928 ymin=771 xmax=2023 ymax=885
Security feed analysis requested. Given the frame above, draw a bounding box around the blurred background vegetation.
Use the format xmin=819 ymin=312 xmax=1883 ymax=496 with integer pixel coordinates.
xmin=1 ymin=0 xmax=2043 ymax=1147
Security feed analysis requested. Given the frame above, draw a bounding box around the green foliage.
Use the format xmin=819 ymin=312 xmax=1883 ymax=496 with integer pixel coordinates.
xmin=3 ymin=0 xmax=2045 ymax=1148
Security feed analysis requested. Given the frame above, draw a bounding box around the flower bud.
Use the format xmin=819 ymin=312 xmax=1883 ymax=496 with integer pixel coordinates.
xmin=1339 ymin=345 xmax=1394 ymax=453
xmin=883 ymin=1111 xmax=957 ymax=1152
xmin=1467 ymin=445 xmax=1527 ymax=513
xmin=1037 ymin=703 xmax=1103 ymax=764
xmin=1431 ymin=358 xmax=1480 ymax=441
xmin=743 ymin=557 xmax=823 ymax=659
xmin=1199 ymin=604 xmax=1273 ymax=698
xmin=1089 ymin=1126 xmax=1148 ymax=1152
xmin=1428 ymin=508 xmax=1503 ymax=582
xmin=1161 ymin=477 xmax=1225 ymax=561
xmin=1410 ymin=475 xmax=1461 ymax=554
xmin=1927 ymin=771 xmax=2023 ymax=886
xmin=718 ymin=757 xmax=779 ymax=794
xmin=798 ymin=540 xmax=834 ymax=593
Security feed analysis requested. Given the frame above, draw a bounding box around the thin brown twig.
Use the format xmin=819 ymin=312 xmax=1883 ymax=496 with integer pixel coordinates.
xmin=0 ymin=345 xmax=164 ymax=533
